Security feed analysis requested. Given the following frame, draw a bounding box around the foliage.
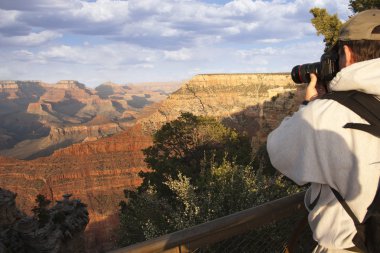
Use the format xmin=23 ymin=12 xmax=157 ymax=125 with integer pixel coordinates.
xmin=139 ymin=112 xmax=252 ymax=199
xmin=310 ymin=8 xmax=343 ymax=51
xmin=310 ymin=1 xmax=379 ymax=51
xmin=349 ymin=0 xmax=380 ymax=13
xmin=119 ymin=160 xmax=301 ymax=246
xmin=252 ymin=143 xmax=277 ymax=175
xmin=31 ymin=194 xmax=51 ymax=227
xmin=118 ymin=113 xmax=302 ymax=247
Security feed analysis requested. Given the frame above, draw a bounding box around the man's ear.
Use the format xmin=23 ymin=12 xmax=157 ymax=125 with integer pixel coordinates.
xmin=343 ymin=45 xmax=355 ymax=66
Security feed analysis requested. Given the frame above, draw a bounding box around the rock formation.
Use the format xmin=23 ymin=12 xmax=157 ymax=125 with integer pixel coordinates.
xmin=139 ymin=74 xmax=292 ymax=125
xmin=0 ymin=188 xmax=89 ymax=253
xmin=0 ymin=188 xmax=22 ymax=228
xmin=0 ymin=124 xmax=152 ymax=252
xmin=0 ymin=73 xmax=304 ymax=252
xmin=138 ymin=73 xmax=304 ymax=148
xmin=0 ymin=80 xmax=180 ymax=159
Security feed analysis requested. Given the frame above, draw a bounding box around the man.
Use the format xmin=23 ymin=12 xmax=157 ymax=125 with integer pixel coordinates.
xmin=267 ymin=10 xmax=380 ymax=252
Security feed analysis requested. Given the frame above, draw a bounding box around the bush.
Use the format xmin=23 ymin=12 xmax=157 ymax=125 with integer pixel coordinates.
xmin=118 ymin=113 xmax=301 ymax=247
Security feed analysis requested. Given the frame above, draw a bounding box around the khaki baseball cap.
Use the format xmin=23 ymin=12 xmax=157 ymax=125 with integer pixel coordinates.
xmin=339 ymin=9 xmax=380 ymax=41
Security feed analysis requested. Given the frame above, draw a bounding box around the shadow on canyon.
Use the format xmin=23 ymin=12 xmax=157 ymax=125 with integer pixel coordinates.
xmin=127 ymin=95 xmax=153 ymax=109
xmin=85 ymin=213 xmax=120 ymax=253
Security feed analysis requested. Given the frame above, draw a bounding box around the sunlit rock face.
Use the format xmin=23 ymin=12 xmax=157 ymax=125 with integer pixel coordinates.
xmin=0 ymin=123 xmax=152 ymax=252
xmin=0 ymin=80 xmax=180 ymax=159
xmin=0 ymin=73 xmax=304 ymax=252
xmin=138 ymin=73 xmax=304 ymax=148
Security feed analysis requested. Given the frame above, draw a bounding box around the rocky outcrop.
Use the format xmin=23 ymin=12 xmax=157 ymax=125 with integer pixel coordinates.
xmin=132 ymin=74 xmax=308 ymax=165
xmin=0 ymin=189 xmax=23 ymax=228
xmin=0 ymin=81 xmax=48 ymax=100
xmin=138 ymin=73 xmax=303 ymax=149
xmin=139 ymin=74 xmax=294 ymax=128
xmin=0 ymin=81 xmax=19 ymax=90
xmin=0 ymin=123 xmax=123 ymax=160
xmin=26 ymin=102 xmax=52 ymax=115
xmin=0 ymin=80 xmax=181 ymax=159
xmin=55 ymin=80 xmax=88 ymax=90
xmin=0 ymin=73 xmax=304 ymax=252
xmin=0 ymin=124 xmax=152 ymax=252
xmin=0 ymin=189 xmax=89 ymax=253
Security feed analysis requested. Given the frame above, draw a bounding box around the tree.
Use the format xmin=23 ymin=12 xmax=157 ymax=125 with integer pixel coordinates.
xmin=349 ymin=0 xmax=380 ymax=13
xmin=139 ymin=112 xmax=252 ymax=199
xmin=310 ymin=8 xmax=343 ymax=51
xmin=32 ymin=194 xmax=51 ymax=227
xmin=118 ymin=160 xmax=301 ymax=247
xmin=118 ymin=113 xmax=302 ymax=247
xmin=310 ymin=1 xmax=380 ymax=50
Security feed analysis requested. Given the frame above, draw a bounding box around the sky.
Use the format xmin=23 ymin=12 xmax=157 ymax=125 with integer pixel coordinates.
xmin=0 ymin=0 xmax=353 ymax=87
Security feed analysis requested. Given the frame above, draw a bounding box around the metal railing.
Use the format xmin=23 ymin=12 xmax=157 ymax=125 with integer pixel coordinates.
xmin=109 ymin=191 xmax=312 ymax=253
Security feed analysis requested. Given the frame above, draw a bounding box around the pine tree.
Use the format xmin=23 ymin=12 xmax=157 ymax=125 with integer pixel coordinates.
xmin=310 ymin=1 xmax=380 ymax=50
xmin=32 ymin=194 xmax=51 ymax=227
xmin=309 ymin=8 xmax=342 ymax=51
xmin=349 ymin=0 xmax=380 ymax=13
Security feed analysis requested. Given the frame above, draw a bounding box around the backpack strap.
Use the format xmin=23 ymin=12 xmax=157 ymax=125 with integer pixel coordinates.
xmin=320 ymin=91 xmax=380 ymax=251
xmin=330 ymin=186 xmax=370 ymax=252
xmin=321 ymin=91 xmax=380 ymax=137
xmin=330 ymin=187 xmax=360 ymax=225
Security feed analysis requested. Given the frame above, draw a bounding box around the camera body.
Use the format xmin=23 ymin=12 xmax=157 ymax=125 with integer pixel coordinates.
xmin=291 ymin=50 xmax=340 ymax=84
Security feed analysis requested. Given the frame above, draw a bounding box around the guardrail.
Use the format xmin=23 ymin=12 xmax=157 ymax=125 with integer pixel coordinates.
xmin=109 ymin=191 xmax=307 ymax=253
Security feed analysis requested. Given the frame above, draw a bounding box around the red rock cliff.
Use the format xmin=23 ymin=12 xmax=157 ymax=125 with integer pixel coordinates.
xmin=0 ymin=124 xmax=152 ymax=251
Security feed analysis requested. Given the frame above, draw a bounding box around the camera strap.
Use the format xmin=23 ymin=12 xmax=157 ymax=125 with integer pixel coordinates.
xmin=322 ymin=91 xmax=380 ymax=137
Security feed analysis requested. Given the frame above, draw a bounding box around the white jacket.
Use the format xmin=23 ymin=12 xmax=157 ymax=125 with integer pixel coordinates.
xmin=267 ymin=58 xmax=380 ymax=249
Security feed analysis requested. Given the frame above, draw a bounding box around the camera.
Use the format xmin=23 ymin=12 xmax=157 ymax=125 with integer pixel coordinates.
xmin=291 ymin=50 xmax=340 ymax=84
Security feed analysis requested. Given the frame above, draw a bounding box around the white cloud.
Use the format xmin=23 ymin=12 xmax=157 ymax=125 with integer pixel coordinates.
xmin=257 ymin=38 xmax=284 ymax=43
xmin=37 ymin=43 xmax=161 ymax=66
xmin=0 ymin=0 xmax=352 ymax=48
xmin=0 ymin=0 xmax=81 ymax=11
xmin=164 ymin=48 xmax=192 ymax=61
xmin=13 ymin=49 xmax=34 ymax=59
xmin=237 ymin=47 xmax=278 ymax=58
xmin=131 ymin=63 xmax=155 ymax=69
xmin=0 ymin=0 xmax=352 ymax=83
xmin=0 ymin=9 xmax=19 ymax=27
xmin=72 ymin=0 xmax=129 ymax=23
xmin=0 ymin=30 xmax=62 ymax=46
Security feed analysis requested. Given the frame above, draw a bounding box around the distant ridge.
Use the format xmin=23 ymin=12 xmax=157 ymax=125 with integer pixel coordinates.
xmin=0 ymin=79 xmax=181 ymax=159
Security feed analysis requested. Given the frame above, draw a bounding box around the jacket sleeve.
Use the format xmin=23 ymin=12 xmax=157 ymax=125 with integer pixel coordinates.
xmin=266 ymin=100 xmax=349 ymax=186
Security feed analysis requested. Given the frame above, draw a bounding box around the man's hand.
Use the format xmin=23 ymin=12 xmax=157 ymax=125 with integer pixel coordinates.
xmin=305 ymin=73 xmax=327 ymax=101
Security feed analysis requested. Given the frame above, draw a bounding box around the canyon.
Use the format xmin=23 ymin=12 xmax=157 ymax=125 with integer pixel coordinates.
xmin=0 ymin=124 xmax=152 ymax=251
xmin=139 ymin=73 xmax=304 ymax=148
xmin=0 ymin=74 xmax=305 ymax=252
xmin=0 ymin=80 xmax=180 ymax=159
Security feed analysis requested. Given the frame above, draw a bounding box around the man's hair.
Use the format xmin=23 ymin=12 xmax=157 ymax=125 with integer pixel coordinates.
xmin=338 ymin=24 xmax=380 ymax=62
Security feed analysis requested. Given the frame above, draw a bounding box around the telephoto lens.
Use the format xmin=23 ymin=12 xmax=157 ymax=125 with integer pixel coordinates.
xmin=291 ymin=62 xmax=320 ymax=84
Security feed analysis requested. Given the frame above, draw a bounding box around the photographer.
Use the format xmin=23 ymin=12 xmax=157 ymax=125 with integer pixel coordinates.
xmin=267 ymin=10 xmax=380 ymax=253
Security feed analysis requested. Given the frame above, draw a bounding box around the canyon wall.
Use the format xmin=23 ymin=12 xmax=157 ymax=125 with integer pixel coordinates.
xmin=0 ymin=124 xmax=152 ymax=252
xmin=139 ymin=73 xmax=304 ymax=148
xmin=0 ymin=73 xmax=304 ymax=252
xmin=0 ymin=80 xmax=180 ymax=159
xmin=139 ymin=74 xmax=292 ymax=126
